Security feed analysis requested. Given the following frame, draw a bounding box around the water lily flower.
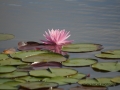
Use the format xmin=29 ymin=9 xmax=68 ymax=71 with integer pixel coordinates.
xmin=41 ymin=29 xmax=72 ymax=45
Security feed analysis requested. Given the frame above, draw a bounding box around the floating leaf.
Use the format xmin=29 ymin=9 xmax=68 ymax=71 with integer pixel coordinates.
xmin=62 ymin=43 xmax=102 ymax=53
xmin=69 ymin=73 xmax=86 ymax=79
xmin=15 ymin=76 xmax=43 ymax=82
xmin=0 ymin=84 xmax=17 ymax=90
xmin=0 ymin=71 xmax=28 ymax=78
xmin=0 ymin=33 xmax=14 ymax=41
xmin=111 ymin=76 xmax=120 ymax=83
xmin=29 ymin=68 xmax=77 ymax=78
xmin=0 ymin=53 xmax=9 ymax=60
xmin=23 ymin=53 xmax=66 ymax=63
xmin=0 ymin=58 xmax=27 ymax=66
xmin=0 ymin=66 xmax=16 ymax=73
xmin=0 ymin=78 xmax=13 ymax=84
xmin=92 ymin=62 xmax=120 ymax=72
xmin=95 ymin=53 xmax=120 ymax=59
xmin=62 ymin=58 xmax=97 ymax=67
xmin=20 ymin=82 xmax=58 ymax=90
xmin=31 ymin=62 xmax=62 ymax=69
xmin=10 ymin=50 xmax=48 ymax=59
xmin=70 ymin=86 xmax=107 ymax=90
xmin=78 ymin=78 xmax=115 ymax=86
xmin=4 ymin=81 xmax=23 ymax=87
xmin=44 ymin=76 xmax=78 ymax=85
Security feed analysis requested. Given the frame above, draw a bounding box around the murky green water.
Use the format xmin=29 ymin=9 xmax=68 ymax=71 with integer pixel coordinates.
xmin=0 ymin=0 xmax=120 ymax=90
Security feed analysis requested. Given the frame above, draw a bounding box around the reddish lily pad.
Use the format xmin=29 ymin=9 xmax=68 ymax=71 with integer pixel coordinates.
xmin=31 ymin=62 xmax=62 ymax=69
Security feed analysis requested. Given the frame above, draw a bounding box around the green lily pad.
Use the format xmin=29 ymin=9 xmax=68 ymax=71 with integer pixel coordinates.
xmin=23 ymin=53 xmax=66 ymax=63
xmin=78 ymin=78 xmax=115 ymax=86
xmin=0 ymin=71 xmax=28 ymax=78
xmin=10 ymin=50 xmax=48 ymax=59
xmin=0 ymin=58 xmax=28 ymax=66
xmin=44 ymin=76 xmax=78 ymax=85
xmin=0 ymin=84 xmax=17 ymax=90
xmin=92 ymin=62 xmax=120 ymax=72
xmin=29 ymin=68 xmax=77 ymax=78
xmin=62 ymin=58 xmax=97 ymax=67
xmin=0 ymin=33 xmax=14 ymax=41
xmin=111 ymin=76 xmax=120 ymax=83
xmin=4 ymin=81 xmax=23 ymax=87
xmin=20 ymin=82 xmax=58 ymax=90
xmin=69 ymin=73 xmax=86 ymax=79
xmin=16 ymin=76 xmax=43 ymax=82
xmin=62 ymin=43 xmax=102 ymax=53
xmin=0 ymin=78 xmax=13 ymax=84
xmin=0 ymin=66 xmax=16 ymax=73
xmin=102 ymin=49 xmax=120 ymax=54
xmin=0 ymin=53 xmax=9 ymax=60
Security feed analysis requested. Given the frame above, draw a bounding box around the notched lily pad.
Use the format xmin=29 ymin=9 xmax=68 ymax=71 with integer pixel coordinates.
xmin=23 ymin=53 xmax=66 ymax=63
xmin=31 ymin=62 xmax=62 ymax=69
xmin=0 ymin=58 xmax=28 ymax=66
xmin=0 ymin=53 xmax=9 ymax=60
xmin=62 ymin=43 xmax=102 ymax=53
xmin=111 ymin=76 xmax=120 ymax=83
xmin=0 ymin=66 xmax=16 ymax=73
xmin=0 ymin=33 xmax=14 ymax=41
xmin=70 ymin=86 xmax=107 ymax=90
xmin=0 ymin=71 xmax=28 ymax=78
xmin=29 ymin=68 xmax=77 ymax=78
xmin=62 ymin=58 xmax=97 ymax=67
xmin=78 ymin=77 xmax=115 ymax=86
xmin=92 ymin=62 xmax=120 ymax=72
xmin=44 ymin=76 xmax=78 ymax=85
xmin=95 ymin=49 xmax=120 ymax=59
xmin=10 ymin=50 xmax=48 ymax=59
xmin=19 ymin=82 xmax=58 ymax=90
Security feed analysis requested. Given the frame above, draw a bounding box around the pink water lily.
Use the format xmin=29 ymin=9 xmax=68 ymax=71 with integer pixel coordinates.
xmin=41 ymin=29 xmax=72 ymax=45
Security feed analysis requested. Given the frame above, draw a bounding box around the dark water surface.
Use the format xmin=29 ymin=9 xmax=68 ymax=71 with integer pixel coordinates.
xmin=0 ymin=0 xmax=120 ymax=90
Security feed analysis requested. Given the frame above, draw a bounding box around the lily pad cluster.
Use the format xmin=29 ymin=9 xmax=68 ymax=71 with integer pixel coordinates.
xmin=0 ymin=42 xmax=120 ymax=90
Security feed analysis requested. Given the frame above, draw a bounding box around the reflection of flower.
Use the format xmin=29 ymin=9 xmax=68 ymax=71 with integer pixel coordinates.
xmin=41 ymin=29 xmax=72 ymax=45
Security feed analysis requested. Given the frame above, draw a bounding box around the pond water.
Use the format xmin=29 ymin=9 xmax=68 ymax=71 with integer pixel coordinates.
xmin=0 ymin=0 xmax=120 ymax=90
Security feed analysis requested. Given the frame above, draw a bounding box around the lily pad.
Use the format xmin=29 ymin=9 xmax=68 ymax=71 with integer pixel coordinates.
xmin=0 ymin=71 xmax=28 ymax=78
xmin=69 ymin=73 xmax=86 ymax=79
xmin=4 ymin=81 xmax=23 ymax=87
xmin=23 ymin=53 xmax=66 ymax=63
xmin=111 ymin=76 xmax=120 ymax=83
xmin=0 ymin=33 xmax=14 ymax=41
xmin=29 ymin=68 xmax=77 ymax=77
xmin=0 ymin=84 xmax=17 ymax=90
xmin=15 ymin=76 xmax=43 ymax=82
xmin=78 ymin=78 xmax=115 ymax=86
xmin=31 ymin=62 xmax=62 ymax=69
xmin=10 ymin=50 xmax=48 ymax=59
xmin=0 ymin=53 xmax=9 ymax=60
xmin=20 ymin=82 xmax=58 ymax=90
xmin=62 ymin=43 xmax=102 ymax=53
xmin=62 ymin=58 xmax=97 ymax=67
xmin=0 ymin=66 xmax=16 ymax=73
xmin=70 ymin=86 xmax=107 ymax=90
xmin=0 ymin=78 xmax=13 ymax=84
xmin=95 ymin=53 xmax=120 ymax=59
xmin=0 ymin=58 xmax=27 ymax=66
xmin=44 ymin=76 xmax=78 ymax=85
xmin=92 ymin=62 xmax=120 ymax=72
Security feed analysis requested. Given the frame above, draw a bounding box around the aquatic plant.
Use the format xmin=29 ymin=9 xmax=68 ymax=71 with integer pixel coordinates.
xmin=41 ymin=29 xmax=72 ymax=45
